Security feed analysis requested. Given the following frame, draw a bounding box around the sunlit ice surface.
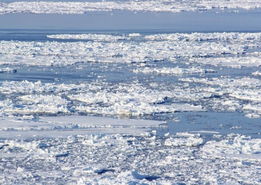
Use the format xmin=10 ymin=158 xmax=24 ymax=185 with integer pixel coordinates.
xmin=1 ymin=2 xmax=261 ymax=184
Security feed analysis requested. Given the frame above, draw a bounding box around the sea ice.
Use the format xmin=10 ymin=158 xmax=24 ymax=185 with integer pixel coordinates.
xmin=133 ymin=66 xmax=205 ymax=75
xmin=0 ymin=129 xmax=260 ymax=184
xmin=0 ymin=116 xmax=164 ymax=138
xmin=0 ymin=0 xmax=260 ymax=14
xmin=1 ymin=17 xmax=261 ymax=185
xmin=1 ymin=32 xmax=260 ymax=67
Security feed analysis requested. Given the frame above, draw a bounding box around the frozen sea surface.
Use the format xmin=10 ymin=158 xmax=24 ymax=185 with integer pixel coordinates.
xmin=0 ymin=29 xmax=261 ymax=184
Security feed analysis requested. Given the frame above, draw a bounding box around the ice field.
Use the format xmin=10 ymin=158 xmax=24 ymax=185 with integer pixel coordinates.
xmin=0 ymin=30 xmax=261 ymax=185
xmin=0 ymin=0 xmax=261 ymax=184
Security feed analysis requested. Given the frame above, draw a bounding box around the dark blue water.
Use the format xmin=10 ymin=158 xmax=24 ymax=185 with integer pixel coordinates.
xmin=0 ymin=10 xmax=261 ymax=31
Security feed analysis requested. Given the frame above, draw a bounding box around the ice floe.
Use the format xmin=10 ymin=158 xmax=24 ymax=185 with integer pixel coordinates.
xmin=0 ymin=80 xmax=203 ymax=117
xmin=180 ymin=76 xmax=261 ymax=117
xmin=0 ymin=67 xmax=17 ymax=74
xmin=133 ymin=66 xmax=205 ymax=75
xmin=0 ymin=116 xmax=164 ymax=138
xmin=192 ymin=56 xmax=261 ymax=68
xmin=201 ymin=134 xmax=261 ymax=160
xmin=252 ymin=71 xmax=261 ymax=76
xmin=164 ymin=132 xmax=203 ymax=147
xmin=69 ymin=83 xmax=204 ymax=116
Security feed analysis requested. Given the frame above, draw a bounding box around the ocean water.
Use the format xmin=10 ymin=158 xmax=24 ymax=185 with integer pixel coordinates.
xmin=1 ymin=3 xmax=261 ymax=184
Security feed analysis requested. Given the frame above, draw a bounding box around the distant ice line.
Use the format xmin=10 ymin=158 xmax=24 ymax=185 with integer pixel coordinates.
xmin=0 ymin=0 xmax=261 ymax=14
xmin=48 ymin=32 xmax=261 ymax=42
